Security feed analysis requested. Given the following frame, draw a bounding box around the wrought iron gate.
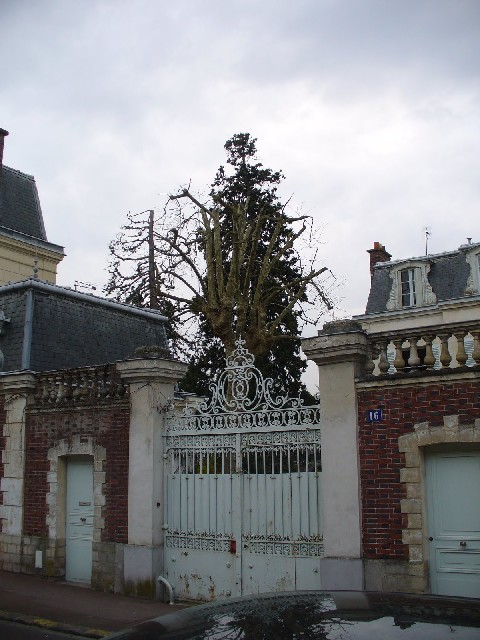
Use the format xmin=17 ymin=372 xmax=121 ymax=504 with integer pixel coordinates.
xmin=164 ymin=339 xmax=323 ymax=601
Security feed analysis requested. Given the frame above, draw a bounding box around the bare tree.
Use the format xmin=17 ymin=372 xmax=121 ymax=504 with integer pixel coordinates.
xmin=154 ymin=187 xmax=332 ymax=358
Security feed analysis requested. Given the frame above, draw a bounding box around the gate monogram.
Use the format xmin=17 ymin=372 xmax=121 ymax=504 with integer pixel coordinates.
xmin=163 ymin=338 xmax=323 ymax=600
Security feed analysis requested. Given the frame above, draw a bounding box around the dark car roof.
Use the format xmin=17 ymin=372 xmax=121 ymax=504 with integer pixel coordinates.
xmin=105 ymin=591 xmax=480 ymax=639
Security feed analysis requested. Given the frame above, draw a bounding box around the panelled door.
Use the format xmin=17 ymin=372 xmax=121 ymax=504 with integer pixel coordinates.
xmin=426 ymin=451 xmax=480 ymax=597
xmin=66 ymin=457 xmax=94 ymax=583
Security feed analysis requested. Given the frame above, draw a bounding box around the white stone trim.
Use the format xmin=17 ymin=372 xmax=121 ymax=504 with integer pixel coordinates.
xmin=398 ymin=415 xmax=480 ymax=589
xmin=465 ymin=247 xmax=480 ymax=295
xmin=46 ymin=436 xmax=106 ymax=542
xmin=386 ymin=261 xmax=437 ymax=311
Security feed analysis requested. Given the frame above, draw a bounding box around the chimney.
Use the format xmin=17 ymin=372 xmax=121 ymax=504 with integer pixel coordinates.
xmin=0 ymin=128 xmax=9 ymax=171
xmin=367 ymin=241 xmax=391 ymax=279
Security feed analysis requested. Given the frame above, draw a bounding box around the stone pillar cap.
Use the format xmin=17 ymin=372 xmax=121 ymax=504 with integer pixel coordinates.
xmin=116 ymin=357 xmax=188 ymax=384
xmin=0 ymin=371 xmax=37 ymax=394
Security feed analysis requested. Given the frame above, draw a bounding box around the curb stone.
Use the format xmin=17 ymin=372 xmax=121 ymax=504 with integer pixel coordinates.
xmin=0 ymin=609 xmax=109 ymax=638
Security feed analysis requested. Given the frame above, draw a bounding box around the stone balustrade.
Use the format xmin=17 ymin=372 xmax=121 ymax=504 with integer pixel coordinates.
xmin=364 ymin=323 xmax=480 ymax=378
xmin=32 ymin=364 xmax=128 ymax=406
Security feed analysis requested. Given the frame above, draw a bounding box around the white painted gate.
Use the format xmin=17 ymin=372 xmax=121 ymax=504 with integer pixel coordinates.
xmin=164 ymin=339 xmax=323 ymax=601
xmin=66 ymin=457 xmax=94 ymax=583
xmin=426 ymin=451 xmax=480 ymax=597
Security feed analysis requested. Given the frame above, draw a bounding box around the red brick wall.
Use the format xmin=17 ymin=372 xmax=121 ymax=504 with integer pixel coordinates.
xmin=24 ymin=406 xmax=130 ymax=542
xmin=357 ymin=379 xmax=480 ymax=561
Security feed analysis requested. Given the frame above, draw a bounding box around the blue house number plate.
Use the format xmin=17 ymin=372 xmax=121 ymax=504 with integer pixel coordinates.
xmin=366 ymin=409 xmax=383 ymax=422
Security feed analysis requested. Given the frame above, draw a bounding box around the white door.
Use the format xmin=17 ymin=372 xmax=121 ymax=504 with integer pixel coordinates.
xmin=426 ymin=451 xmax=480 ymax=597
xmin=66 ymin=458 xmax=94 ymax=583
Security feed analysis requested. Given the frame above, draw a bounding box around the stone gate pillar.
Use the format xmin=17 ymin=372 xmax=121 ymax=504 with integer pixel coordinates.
xmin=0 ymin=372 xmax=36 ymax=571
xmin=302 ymin=320 xmax=367 ymax=590
xmin=117 ymin=357 xmax=188 ymax=598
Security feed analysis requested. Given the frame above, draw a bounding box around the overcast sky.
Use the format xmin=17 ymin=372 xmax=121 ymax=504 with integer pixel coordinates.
xmin=2 ymin=1 xmax=479 ymax=338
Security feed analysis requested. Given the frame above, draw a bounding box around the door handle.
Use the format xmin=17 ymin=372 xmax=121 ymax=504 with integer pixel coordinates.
xmin=459 ymin=541 xmax=467 ymax=547
xmin=428 ymin=537 xmax=433 ymax=542
xmin=80 ymin=517 xmax=86 ymax=523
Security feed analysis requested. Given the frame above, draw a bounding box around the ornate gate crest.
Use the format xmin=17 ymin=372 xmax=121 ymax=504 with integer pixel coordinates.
xmin=167 ymin=338 xmax=320 ymax=433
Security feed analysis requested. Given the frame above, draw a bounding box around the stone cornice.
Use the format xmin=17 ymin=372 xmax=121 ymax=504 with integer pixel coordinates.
xmin=116 ymin=358 xmax=188 ymax=384
xmin=0 ymin=226 xmax=64 ymax=256
xmin=356 ymin=368 xmax=480 ymax=390
xmin=27 ymin=398 xmax=129 ymax=414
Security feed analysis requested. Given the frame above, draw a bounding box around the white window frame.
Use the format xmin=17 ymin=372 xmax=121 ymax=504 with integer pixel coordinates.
xmin=400 ymin=268 xmax=417 ymax=307
xmin=386 ymin=260 xmax=436 ymax=311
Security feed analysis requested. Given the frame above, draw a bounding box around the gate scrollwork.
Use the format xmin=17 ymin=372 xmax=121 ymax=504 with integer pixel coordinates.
xmin=167 ymin=338 xmax=320 ymax=433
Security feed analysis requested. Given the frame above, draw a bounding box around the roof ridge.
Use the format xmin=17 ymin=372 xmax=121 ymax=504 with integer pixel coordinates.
xmin=2 ymin=165 xmax=35 ymax=181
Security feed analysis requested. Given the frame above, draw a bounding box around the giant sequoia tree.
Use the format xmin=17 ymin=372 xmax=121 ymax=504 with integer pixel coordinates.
xmin=105 ymin=134 xmax=332 ymax=398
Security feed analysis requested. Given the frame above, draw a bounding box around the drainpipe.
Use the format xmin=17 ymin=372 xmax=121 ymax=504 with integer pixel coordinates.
xmin=21 ymin=289 xmax=34 ymax=369
xmin=157 ymin=575 xmax=175 ymax=605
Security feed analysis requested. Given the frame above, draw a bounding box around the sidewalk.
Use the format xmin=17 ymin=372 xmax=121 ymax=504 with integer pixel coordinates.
xmin=0 ymin=570 xmax=187 ymax=638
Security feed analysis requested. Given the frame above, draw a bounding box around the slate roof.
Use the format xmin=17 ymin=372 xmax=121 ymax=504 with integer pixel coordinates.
xmin=365 ymin=243 xmax=479 ymax=314
xmin=0 ymin=165 xmax=47 ymax=240
xmin=0 ymin=279 xmax=169 ymax=372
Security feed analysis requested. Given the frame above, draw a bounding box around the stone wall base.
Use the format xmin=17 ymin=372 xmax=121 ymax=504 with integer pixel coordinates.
xmin=0 ymin=534 xmax=23 ymax=573
xmin=0 ymin=534 xmax=124 ymax=593
xmin=320 ymin=557 xmax=364 ymax=590
xmin=121 ymin=544 xmax=163 ymax=599
xmin=364 ymin=558 xmax=429 ymax=593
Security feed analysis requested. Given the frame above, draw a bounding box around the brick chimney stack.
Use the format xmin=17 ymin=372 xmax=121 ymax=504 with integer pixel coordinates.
xmin=0 ymin=128 xmax=9 ymax=175
xmin=367 ymin=242 xmax=391 ymax=279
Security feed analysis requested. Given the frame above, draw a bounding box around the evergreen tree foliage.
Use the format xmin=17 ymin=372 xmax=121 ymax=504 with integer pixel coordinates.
xmin=181 ymin=134 xmax=320 ymax=402
xmin=105 ymin=134 xmax=332 ymax=402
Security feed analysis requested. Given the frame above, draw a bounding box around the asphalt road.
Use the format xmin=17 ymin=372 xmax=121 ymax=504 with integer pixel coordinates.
xmin=0 ymin=620 xmax=91 ymax=640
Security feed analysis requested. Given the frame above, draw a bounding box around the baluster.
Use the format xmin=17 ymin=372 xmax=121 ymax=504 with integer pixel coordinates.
xmin=98 ymin=367 xmax=108 ymax=397
xmin=55 ymin=373 xmax=65 ymax=403
xmin=471 ymin=330 xmax=480 ymax=366
xmin=454 ymin=331 xmax=468 ymax=367
xmin=82 ymin=369 xmax=92 ymax=401
xmin=40 ymin=377 xmax=50 ymax=404
xmin=90 ymin=368 xmax=99 ymax=400
xmin=439 ymin=334 xmax=452 ymax=368
xmin=73 ymin=371 xmax=82 ymax=402
xmin=34 ymin=378 xmax=43 ymax=404
xmin=364 ymin=343 xmax=375 ymax=376
xmin=393 ymin=339 xmax=405 ymax=372
xmin=48 ymin=375 xmax=57 ymax=403
xmin=422 ymin=335 xmax=436 ymax=369
xmin=79 ymin=371 xmax=89 ymax=402
xmin=378 ymin=342 xmax=390 ymax=374
xmin=407 ymin=337 xmax=421 ymax=369
xmin=63 ymin=372 xmax=73 ymax=403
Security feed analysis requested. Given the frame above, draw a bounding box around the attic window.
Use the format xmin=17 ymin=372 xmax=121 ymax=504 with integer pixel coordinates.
xmin=400 ymin=268 xmax=417 ymax=307
xmin=386 ymin=261 xmax=436 ymax=311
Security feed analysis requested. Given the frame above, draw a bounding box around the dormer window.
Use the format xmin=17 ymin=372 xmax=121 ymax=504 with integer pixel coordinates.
xmin=386 ymin=260 xmax=437 ymax=311
xmin=400 ymin=268 xmax=417 ymax=307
